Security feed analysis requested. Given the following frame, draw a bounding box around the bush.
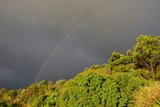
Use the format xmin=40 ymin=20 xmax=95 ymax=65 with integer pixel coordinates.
xmin=48 ymin=71 xmax=148 ymax=107
xmin=0 ymin=100 xmax=18 ymax=107
xmin=16 ymin=80 xmax=54 ymax=106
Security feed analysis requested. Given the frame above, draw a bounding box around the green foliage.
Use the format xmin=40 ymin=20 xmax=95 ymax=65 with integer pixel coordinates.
xmin=53 ymin=71 xmax=148 ymax=107
xmin=108 ymin=51 xmax=134 ymax=71
xmin=90 ymin=64 xmax=101 ymax=70
xmin=156 ymin=65 xmax=160 ymax=79
xmin=132 ymin=35 xmax=160 ymax=78
xmin=44 ymin=80 xmax=66 ymax=107
xmin=112 ymin=72 xmax=148 ymax=106
xmin=19 ymin=80 xmax=54 ymax=106
xmin=111 ymin=63 xmax=134 ymax=73
xmin=44 ymin=91 xmax=58 ymax=107
xmin=0 ymin=100 xmax=18 ymax=107
xmin=0 ymin=88 xmax=19 ymax=106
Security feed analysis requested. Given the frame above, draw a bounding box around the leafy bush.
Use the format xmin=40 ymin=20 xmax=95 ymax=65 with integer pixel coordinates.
xmin=16 ymin=80 xmax=54 ymax=106
xmin=50 ymin=71 xmax=148 ymax=107
xmin=0 ymin=100 xmax=18 ymax=107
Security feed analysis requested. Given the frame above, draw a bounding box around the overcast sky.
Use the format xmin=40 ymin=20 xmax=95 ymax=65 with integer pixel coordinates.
xmin=0 ymin=0 xmax=160 ymax=89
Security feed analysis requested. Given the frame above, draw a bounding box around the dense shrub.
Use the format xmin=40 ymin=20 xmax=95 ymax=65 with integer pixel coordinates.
xmin=49 ymin=71 xmax=149 ymax=107
xmin=0 ymin=100 xmax=18 ymax=107
xmin=16 ymin=80 xmax=54 ymax=106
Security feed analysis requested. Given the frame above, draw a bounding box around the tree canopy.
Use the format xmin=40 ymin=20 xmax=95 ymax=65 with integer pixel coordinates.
xmin=132 ymin=35 xmax=160 ymax=78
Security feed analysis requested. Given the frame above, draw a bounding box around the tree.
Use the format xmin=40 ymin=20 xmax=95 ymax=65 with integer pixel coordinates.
xmin=133 ymin=35 xmax=160 ymax=79
xmin=108 ymin=51 xmax=133 ymax=71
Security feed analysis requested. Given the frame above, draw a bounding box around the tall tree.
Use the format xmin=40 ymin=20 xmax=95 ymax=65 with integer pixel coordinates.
xmin=133 ymin=35 xmax=160 ymax=79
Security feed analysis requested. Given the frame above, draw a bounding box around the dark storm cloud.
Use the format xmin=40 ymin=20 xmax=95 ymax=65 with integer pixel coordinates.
xmin=0 ymin=0 xmax=160 ymax=88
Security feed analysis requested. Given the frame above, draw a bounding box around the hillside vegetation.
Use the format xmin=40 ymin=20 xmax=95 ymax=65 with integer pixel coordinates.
xmin=0 ymin=35 xmax=160 ymax=107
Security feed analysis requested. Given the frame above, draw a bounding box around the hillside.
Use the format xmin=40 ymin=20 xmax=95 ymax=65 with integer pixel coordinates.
xmin=0 ymin=35 xmax=160 ymax=107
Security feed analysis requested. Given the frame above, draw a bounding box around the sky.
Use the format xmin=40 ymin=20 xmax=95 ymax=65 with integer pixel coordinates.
xmin=0 ymin=0 xmax=160 ymax=89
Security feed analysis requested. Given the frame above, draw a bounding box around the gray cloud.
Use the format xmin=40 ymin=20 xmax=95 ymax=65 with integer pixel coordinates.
xmin=0 ymin=0 xmax=160 ymax=89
